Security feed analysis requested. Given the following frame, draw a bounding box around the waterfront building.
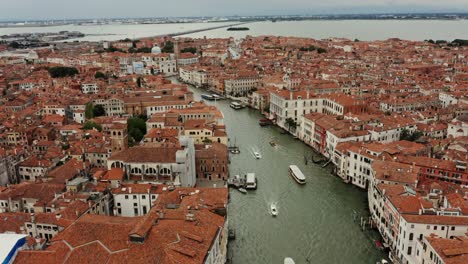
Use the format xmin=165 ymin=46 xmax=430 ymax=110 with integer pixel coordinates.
xmin=224 ymin=71 xmax=260 ymax=97
xmin=195 ymin=143 xmax=229 ymax=181
xmin=368 ymin=182 xmax=468 ymax=264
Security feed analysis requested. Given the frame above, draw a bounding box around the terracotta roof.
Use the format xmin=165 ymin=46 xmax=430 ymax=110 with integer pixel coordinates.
xmin=108 ymin=146 xmax=180 ymax=163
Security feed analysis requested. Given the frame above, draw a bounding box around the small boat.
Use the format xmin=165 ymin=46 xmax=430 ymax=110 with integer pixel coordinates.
xmin=237 ymin=187 xmax=247 ymax=194
xmin=201 ymin=94 xmax=215 ymax=100
xmin=259 ymin=118 xmax=273 ymax=126
xmin=270 ymin=203 xmax=278 ymax=216
xmin=230 ymin=101 xmax=244 ymax=110
xmin=289 ymin=165 xmax=306 ymax=184
xmin=269 ymin=141 xmax=277 ymax=147
xmin=254 ymin=152 xmax=262 ymax=159
xmin=212 ymin=94 xmax=224 ymax=100
xmin=230 ymin=148 xmax=240 ymax=154
xmin=284 ymin=258 xmax=295 ymax=264
xmin=228 ymin=229 xmax=236 ymax=240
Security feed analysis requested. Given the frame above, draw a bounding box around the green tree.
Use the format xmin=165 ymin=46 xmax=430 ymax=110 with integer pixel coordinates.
xmin=93 ymin=104 xmax=106 ymax=117
xmin=2 ymin=89 xmax=6 ymax=96
xmin=400 ymin=129 xmax=410 ymax=141
xmin=299 ymin=45 xmax=316 ymax=52
xmin=48 ymin=66 xmax=79 ymax=78
xmin=94 ymin=71 xmax=107 ymax=79
xmin=85 ymin=102 xmax=94 ymax=119
xmin=127 ymin=117 xmax=147 ymax=145
xmin=137 ymin=47 xmax=152 ymax=53
xmin=451 ymin=39 xmax=468 ymax=46
xmin=162 ymin=41 xmax=174 ymax=53
xmin=181 ymin=47 xmax=197 ymax=54
xmin=400 ymin=129 xmax=423 ymax=142
xmin=82 ymin=121 xmax=102 ymax=132
xmin=317 ymin=48 xmax=327 ymax=54
xmin=9 ymin=41 xmax=20 ymax=49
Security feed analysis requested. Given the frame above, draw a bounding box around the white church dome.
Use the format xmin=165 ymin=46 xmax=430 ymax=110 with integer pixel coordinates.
xmin=151 ymin=45 xmax=162 ymax=54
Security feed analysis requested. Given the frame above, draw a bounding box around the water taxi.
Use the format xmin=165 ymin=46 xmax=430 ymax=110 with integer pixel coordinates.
xmin=245 ymin=173 xmax=257 ymax=189
xmin=230 ymin=148 xmax=240 ymax=154
xmin=284 ymin=257 xmax=295 ymax=264
xmin=254 ymin=152 xmax=262 ymax=159
xmin=230 ymin=101 xmax=244 ymax=110
xmin=288 ymin=165 xmax=306 ymax=184
xmin=212 ymin=94 xmax=224 ymax=100
xmin=270 ymin=203 xmax=278 ymax=216
xmin=201 ymin=94 xmax=215 ymax=100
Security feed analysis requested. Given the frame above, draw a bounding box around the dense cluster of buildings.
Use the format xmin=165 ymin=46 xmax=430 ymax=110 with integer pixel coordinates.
xmin=0 ymin=32 xmax=467 ymax=264
xmin=177 ymin=35 xmax=468 ymax=264
xmin=0 ymin=36 xmax=231 ymax=264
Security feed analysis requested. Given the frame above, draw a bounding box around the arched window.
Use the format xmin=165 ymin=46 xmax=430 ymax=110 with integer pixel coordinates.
xmin=111 ymin=161 xmax=123 ymax=168
xmin=131 ymin=167 xmax=142 ymax=174
xmin=159 ymin=167 xmax=171 ymax=175
xmin=145 ymin=167 xmax=157 ymax=174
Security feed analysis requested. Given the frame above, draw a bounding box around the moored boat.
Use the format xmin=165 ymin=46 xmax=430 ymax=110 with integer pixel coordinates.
xmin=259 ymin=118 xmax=273 ymax=126
xmin=288 ymin=165 xmax=306 ymax=184
xmin=245 ymin=173 xmax=257 ymax=189
xmin=237 ymin=187 xmax=247 ymax=194
xmin=230 ymin=101 xmax=244 ymax=109
xmin=201 ymin=94 xmax=215 ymax=100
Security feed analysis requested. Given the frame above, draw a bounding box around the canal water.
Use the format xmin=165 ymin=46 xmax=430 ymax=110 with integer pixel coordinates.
xmin=185 ymin=86 xmax=387 ymax=263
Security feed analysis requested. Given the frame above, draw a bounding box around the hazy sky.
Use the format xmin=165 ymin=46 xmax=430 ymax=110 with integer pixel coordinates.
xmin=1 ymin=0 xmax=467 ymax=20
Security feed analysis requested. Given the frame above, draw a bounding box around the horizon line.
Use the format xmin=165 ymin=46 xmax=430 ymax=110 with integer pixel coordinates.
xmin=1 ymin=11 xmax=468 ymax=22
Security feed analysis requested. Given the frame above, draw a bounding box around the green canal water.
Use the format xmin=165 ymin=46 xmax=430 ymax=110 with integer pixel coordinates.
xmin=185 ymin=85 xmax=387 ymax=264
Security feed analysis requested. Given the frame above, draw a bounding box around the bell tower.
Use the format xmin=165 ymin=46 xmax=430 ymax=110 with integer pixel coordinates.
xmin=109 ymin=123 xmax=128 ymax=153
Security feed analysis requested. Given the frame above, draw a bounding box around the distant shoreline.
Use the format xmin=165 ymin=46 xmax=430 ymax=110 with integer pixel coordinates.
xmin=0 ymin=14 xmax=467 ymax=28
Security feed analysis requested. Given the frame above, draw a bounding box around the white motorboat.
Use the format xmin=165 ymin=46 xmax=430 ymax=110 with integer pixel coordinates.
xmin=254 ymin=152 xmax=262 ymax=159
xmin=288 ymin=165 xmax=306 ymax=184
xmin=245 ymin=173 xmax=257 ymax=189
xmin=284 ymin=258 xmax=295 ymax=264
xmin=237 ymin=187 xmax=247 ymax=194
xmin=230 ymin=101 xmax=244 ymax=109
xmin=270 ymin=203 xmax=278 ymax=216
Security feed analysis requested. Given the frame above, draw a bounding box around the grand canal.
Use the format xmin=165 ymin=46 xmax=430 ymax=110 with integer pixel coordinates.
xmin=184 ymin=84 xmax=387 ymax=264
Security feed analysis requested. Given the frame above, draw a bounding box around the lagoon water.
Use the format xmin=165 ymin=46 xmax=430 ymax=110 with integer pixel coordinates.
xmin=1 ymin=20 xmax=467 ymax=41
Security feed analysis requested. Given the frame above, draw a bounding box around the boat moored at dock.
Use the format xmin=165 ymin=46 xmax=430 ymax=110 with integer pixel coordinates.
xmin=230 ymin=101 xmax=245 ymax=110
xmin=245 ymin=173 xmax=257 ymax=189
xmin=288 ymin=165 xmax=306 ymax=184
xmin=201 ymin=94 xmax=215 ymax=100
xmin=259 ymin=118 xmax=273 ymax=126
